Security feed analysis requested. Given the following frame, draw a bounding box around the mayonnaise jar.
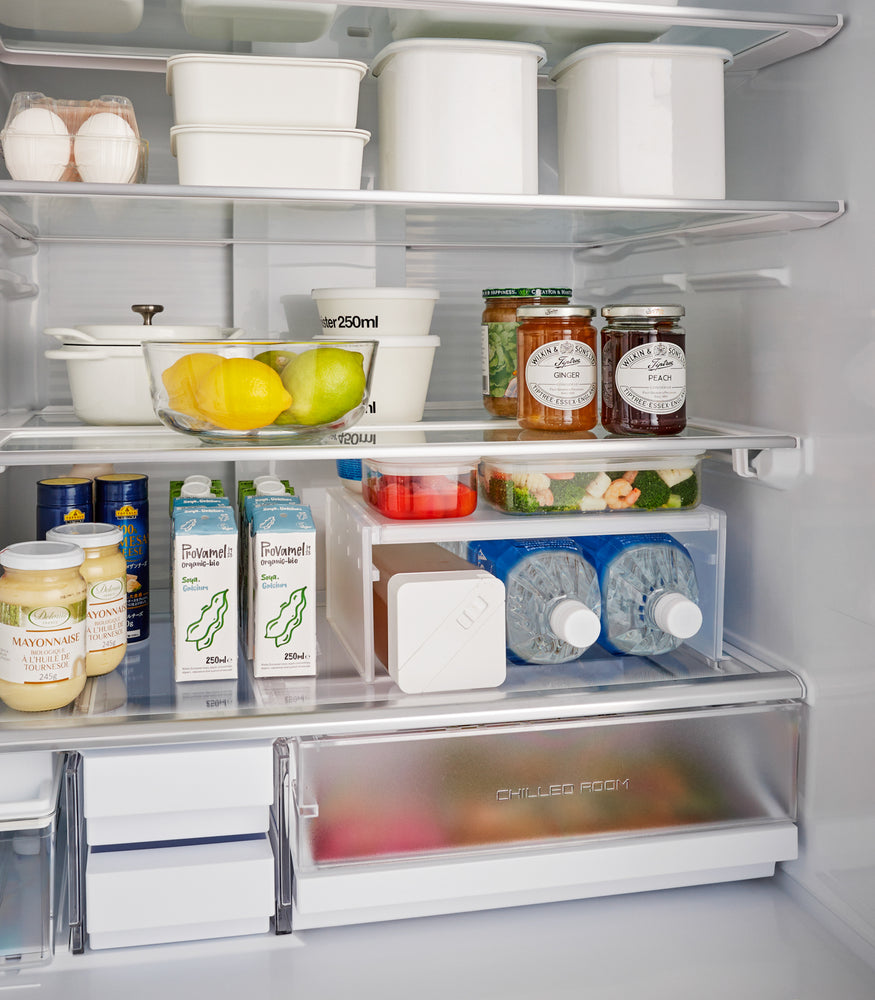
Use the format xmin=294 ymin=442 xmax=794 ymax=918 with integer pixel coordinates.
xmin=46 ymin=523 xmax=127 ymax=676
xmin=0 ymin=541 xmax=87 ymax=712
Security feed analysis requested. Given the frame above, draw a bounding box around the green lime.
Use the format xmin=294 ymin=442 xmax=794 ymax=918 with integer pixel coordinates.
xmin=254 ymin=349 xmax=298 ymax=377
xmin=276 ymin=347 xmax=367 ymax=426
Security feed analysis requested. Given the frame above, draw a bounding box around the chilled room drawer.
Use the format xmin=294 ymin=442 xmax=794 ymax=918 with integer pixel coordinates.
xmin=290 ymin=703 xmax=800 ymax=872
xmin=81 ymin=741 xmax=274 ymax=845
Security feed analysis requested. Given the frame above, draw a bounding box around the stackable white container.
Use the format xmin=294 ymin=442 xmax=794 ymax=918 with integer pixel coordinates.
xmin=170 ymin=125 xmax=369 ymax=188
xmin=313 ymin=332 xmax=439 ymax=424
xmin=551 ymin=44 xmax=732 ymax=199
xmin=311 ymin=287 xmax=439 ymax=337
xmin=371 ymin=39 xmax=545 ymax=194
xmin=166 ymin=54 xmax=367 ymax=129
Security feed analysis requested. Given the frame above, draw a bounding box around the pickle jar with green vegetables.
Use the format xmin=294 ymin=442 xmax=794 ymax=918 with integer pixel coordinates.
xmin=481 ymin=287 xmax=571 ymax=417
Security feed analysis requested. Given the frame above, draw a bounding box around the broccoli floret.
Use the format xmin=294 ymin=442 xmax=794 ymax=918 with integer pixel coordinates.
xmin=633 ymin=469 xmax=672 ymax=509
xmin=486 ymin=474 xmax=512 ymax=509
xmin=672 ymin=472 xmax=699 ymax=507
xmin=511 ymin=485 xmax=541 ymax=513
xmin=547 ymin=476 xmax=588 ymax=510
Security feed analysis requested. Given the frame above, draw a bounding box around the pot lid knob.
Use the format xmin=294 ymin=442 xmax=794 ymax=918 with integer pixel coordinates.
xmin=131 ymin=304 xmax=164 ymax=326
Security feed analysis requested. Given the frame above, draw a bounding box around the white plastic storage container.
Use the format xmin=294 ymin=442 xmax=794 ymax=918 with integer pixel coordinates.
xmin=311 ymin=287 xmax=439 ymax=337
xmin=80 ymin=741 xmax=274 ymax=845
xmin=551 ymin=44 xmax=732 ymax=199
xmin=313 ymin=333 xmax=439 ymax=423
xmin=370 ymin=39 xmax=545 ymax=194
xmin=171 ymin=125 xmax=369 ymax=188
xmin=85 ymin=834 xmax=275 ymax=950
xmin=166 ymin=54 xmax=367 ymax=129
xmin=0 ymin=752 xmax=62 ymax=966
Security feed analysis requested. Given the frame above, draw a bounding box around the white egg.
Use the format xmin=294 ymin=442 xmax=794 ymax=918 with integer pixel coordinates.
xmin=1 ymin=107 xmax=71 ymax=182
xmin=73 ymin=112 xmax=139 ymax=184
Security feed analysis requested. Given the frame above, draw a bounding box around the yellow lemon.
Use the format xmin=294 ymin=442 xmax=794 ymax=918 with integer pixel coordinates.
xmin=194 ymin=357 xmax=293 ymax=431
xmin=161 ymin=352 xmax=222 ymax=419
xmin=276 ymin=347 xmax=367 ymax=426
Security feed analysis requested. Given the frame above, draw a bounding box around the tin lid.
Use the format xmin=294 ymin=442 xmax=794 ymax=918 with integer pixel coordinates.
xmin=516 ymin=304 xmax=596 ymax=319
xmin=37 ymin=477 xmax=93 ymax=506
xmin=45 ymin=522 xmax=124 ymax=549
xmin=601 ymin=304 xmax=685 ymax=319
xmin=0 ymin=540 xmax=84 ymax=570
xmin=483 ymin=287 xmax=572 ymax=300
xmin=94 ymin=473 xmax=148 ymax=504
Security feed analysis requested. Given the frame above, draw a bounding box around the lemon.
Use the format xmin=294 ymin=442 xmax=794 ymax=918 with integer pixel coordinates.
xmin=161 ymin=352 xmax=222 ymax=419
xmin=276 ymin=347 xmax=367 ymax=426
xmin=194 ymin=357 xmax=293 ymax=431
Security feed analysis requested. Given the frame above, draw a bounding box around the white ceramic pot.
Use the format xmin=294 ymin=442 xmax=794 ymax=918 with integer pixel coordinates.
xmin=44 ymin=324 xmax=244 ymax=345
xmin=170 ymin=125 xmax=369 ymax=188
xmin=313 ymin=334 xmax=439 ymax=424
xmin=371 ymin=39 xmax=545 ymax=195
xmin=45 ymin=344 xmax=160 ymax=425
xmin=311 ymin=287 xmax=439 ymax=337
xmin=166 ymin=53 xmax=365 ymax=128
xmin=551 ymin=43 xmax=732 ymax=199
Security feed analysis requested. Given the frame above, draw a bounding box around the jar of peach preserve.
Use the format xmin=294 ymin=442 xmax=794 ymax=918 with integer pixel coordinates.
xmin=516 ymin=304 xmax=597 ymax=432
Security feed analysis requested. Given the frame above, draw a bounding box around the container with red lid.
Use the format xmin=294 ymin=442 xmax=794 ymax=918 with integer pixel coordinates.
xmin=362 ymin=459 xmax=478 ymax=520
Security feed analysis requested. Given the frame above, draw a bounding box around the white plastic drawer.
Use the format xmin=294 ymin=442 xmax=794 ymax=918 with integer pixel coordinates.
xmin=82 ymin=741 xmax=274 ymax=846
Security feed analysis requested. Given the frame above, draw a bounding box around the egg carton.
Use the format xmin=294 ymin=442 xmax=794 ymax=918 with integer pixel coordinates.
xmin=0 ymin=92 xmax=148 ymax=184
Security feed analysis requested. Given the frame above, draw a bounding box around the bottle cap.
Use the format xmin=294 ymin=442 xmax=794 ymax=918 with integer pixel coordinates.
xmin=549 ymin=599 xmax=601 ymax=650
xmin=95 ymin=473 xmax=148 ymax=504
xmin=255 ymin=479 xmax=286 ymax=496
xmin=179 ymin=481 xmax=213 ymax=498
xmin=37 ymin=477 xmax=92 ymax=507
xmin=650 ymin=592 xmax=703 ymax=639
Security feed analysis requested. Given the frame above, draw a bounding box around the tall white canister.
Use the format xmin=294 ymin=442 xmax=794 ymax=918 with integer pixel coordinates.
xmin=551 ymin=44 xmax=733 ymax=199
xmin=371 ymin=38 xmax=546 ymax=194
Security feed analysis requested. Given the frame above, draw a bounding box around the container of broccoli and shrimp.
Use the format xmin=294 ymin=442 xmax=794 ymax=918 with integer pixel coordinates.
xmin=478 ymin=454 xmax=703 ymax=515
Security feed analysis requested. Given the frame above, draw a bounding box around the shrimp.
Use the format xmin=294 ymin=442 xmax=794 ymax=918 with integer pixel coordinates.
xmin=604 ymin=479 xmax=641 ymax=509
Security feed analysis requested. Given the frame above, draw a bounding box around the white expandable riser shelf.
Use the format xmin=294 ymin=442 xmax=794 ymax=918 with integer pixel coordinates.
xmin=291 ymin=821 xmax=797 ymax=928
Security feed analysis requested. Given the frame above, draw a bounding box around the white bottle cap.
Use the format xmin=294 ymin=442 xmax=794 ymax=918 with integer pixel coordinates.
xmin=549 ymin=599 xmax=601 ymax=650
xmin=180 ymin=481 xmax=213 ymax=498
xmin=183 ymin=474 xmax=212 ymax=488
xmin=650 ymin=591 xmax=703 ymax=639
xmin=255 ymin=479 xmax=286 ymax=496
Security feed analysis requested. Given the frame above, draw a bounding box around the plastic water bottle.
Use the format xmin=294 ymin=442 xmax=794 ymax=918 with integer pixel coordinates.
xmin=466 ymin=537 xmax=601 ymax=664
xmin=575 ymin=533 xmax=702 ymax=656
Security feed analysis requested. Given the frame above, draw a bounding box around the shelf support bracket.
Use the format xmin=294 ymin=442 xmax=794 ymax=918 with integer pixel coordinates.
xmin=731 ymin=440 xmax=809 ymax=490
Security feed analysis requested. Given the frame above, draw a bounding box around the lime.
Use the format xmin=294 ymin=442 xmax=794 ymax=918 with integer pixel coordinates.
xmin=194 ymin=357 xmax=292 ymax=431
xmin=276 ymin=347 xmax=366 ymax=426
xmin=254 ymin=349 xmax=299 ymax=377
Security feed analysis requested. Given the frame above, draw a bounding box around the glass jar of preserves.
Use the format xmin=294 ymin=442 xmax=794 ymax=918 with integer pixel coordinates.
xmin=516 ymin=304 xmax=598 ymax=432
xmin=481 ymin=287 xmax=571 ymax=417
xmin=0 ymin=540 xmax=87 ymax=712
xmin=46 ymin=522 xmax=127 ymax=677
xmin=601 ymin=304 xmax=687 ymax=435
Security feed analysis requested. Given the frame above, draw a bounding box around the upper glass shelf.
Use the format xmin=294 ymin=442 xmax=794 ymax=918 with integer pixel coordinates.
xmin=0 ymin=183 xmax=845 ymax=250
xmin=0 ymin=2 xmax=843 ymax=76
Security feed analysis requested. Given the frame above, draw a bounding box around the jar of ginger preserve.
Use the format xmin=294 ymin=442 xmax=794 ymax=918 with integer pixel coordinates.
xmin=601 ymin=304 xmax=686 ymax=435
xmin=0 ymin=541 xmax=87 ymax=712
xmin=46 ymin=522 xmax=127 ymax=676
xmin=516 ymin=304 xmax=598 ymax=431
xmin=481 ymin=287 xmax=571 ymax=417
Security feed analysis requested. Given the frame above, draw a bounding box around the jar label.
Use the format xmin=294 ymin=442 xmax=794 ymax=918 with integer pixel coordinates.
xmin=87 ymin=576 xmax=127 ymax=652
xmin=524 ymin=340 xmax=596 ymax=410
xmin=0 ymin=600 xmax=87 ymax=684
xmin=483 ymin=322 xmax=520 ymax=398
xmin=614 ymin=342 xmax=686 ymax=413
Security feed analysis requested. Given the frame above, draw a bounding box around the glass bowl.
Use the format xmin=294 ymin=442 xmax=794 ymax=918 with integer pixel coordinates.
xmin=143 ymin=339 xmax=377 ymax=442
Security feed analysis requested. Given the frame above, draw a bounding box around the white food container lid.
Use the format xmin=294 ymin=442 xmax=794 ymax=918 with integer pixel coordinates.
xmin=170 ymin=124 xmax=371 ymax=151
xmin=312 ymin=287 xmax=439 ymax=300
xmin=371 ymin=37 xmax=547 ymax=77
xmin=46 ymin=522 xmax=124 ymax=549
xmin=551 ymin=42 xmax=733 ymax=82
xmin=166 ymin=53 xmax=367 ymax=93
xmin=365 ymin=458 xmax=475 ymax=476
xmin=0 ymin=540 xmax=84 ymax=570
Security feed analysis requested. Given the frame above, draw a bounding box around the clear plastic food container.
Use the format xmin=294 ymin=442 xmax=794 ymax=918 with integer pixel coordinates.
xmin=363 ymin=459 xmax=478 ymax=520
xmin=1 ymin=92 xmax=147 ymax=184
xmin=478 ymin=454 xmax=703 ymax=515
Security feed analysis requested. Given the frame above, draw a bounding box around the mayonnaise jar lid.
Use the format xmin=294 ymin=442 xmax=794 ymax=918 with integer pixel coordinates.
xmin=45 ymin=522 xmax=124 ymax=549
xmin=0 ymin=540 xmax=84 ymax=570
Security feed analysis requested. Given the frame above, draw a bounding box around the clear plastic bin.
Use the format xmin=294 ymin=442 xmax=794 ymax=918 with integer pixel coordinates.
xmin=363 ymin=459 xmax=478 ymax=520
xmin=0 ymin=752 xmax=63 ymax=966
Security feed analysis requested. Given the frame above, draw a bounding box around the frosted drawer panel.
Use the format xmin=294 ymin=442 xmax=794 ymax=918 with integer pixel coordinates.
xmin=290 ymin=703 xmax=800 ymax=871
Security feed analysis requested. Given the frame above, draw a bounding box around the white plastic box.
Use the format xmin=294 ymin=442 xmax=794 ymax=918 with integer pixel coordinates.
xmin=166 ymin=54 xmax=367 ymax=129
xmin=551 ymin=44 xmax=732 ymax=199
xmin=171 ymin=125 xmax=369 ymax=188
xmin=371 ymin=39 xmax=545 ymax=194
xmin=0 ymin=752 xmax=62 ymax=967
xmin=81 ymin=742 xmax=274 ymax=845
xmin=85 ymin=834 xmax=275 ymax=950
xmin=311 ymin=287 xmax=439 ymax=338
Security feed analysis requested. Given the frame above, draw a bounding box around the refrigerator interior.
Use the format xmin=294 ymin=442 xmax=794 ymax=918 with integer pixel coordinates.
xmin=0 ymin=0 xmax=873 ymax=994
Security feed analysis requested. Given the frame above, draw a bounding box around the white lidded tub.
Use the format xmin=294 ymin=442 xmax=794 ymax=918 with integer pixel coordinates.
xmin=371 ymin=39 xmax=545 ymax=195
xmin=166 ymin=53 xmax=367 ymax=129
xmin=171 ymin=125 xmax=369 ymax=188
xmin=551 ymin=43 xmax=732 ymax=199
xmin=311 ymin=287 xmax=439 ymax=337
